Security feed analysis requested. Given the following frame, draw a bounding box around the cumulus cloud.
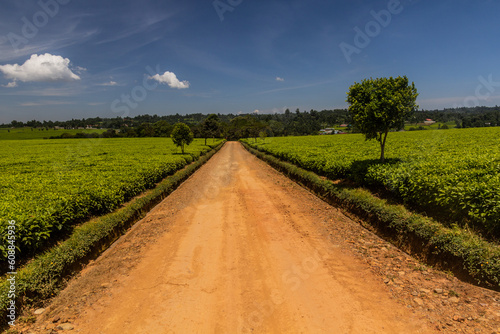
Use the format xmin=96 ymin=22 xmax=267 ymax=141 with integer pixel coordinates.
xmin=0 ymin=53 xmax=80 ymax=87
xmin=149 ymin=71 xmax=190 ymax=89
xmin=276 ymin=77 xmax=285 ymax=82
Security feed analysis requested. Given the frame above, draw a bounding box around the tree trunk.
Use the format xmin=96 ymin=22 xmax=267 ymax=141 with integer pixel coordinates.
xmin=204 ymin=137 xmax=207 ymax=145
xmin=380 ymin=130 xmax=389 ymax=162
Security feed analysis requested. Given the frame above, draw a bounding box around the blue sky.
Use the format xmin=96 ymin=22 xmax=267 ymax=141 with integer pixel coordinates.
xmin=1 ymin=0 xmax=500 ymax=123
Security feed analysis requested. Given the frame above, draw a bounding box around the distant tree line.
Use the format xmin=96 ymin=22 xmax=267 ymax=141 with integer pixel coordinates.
xmin=411 ymin=106 xmax=500 ymax=128
xmin=2 ymin=109 xmax=351 ymax=140
xmin=2 ymin=106 xmax=499 ymax=140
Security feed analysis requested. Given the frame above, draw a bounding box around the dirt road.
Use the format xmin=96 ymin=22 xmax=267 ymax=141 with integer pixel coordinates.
xmin=33 ymin=142 xmax=440 ymax=333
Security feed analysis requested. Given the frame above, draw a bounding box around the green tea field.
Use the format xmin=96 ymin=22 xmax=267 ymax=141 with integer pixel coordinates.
xmin=0 ymin=137 xmax=221 ymax=262
xmin=243 ymin=127 xmax=500 ymax=238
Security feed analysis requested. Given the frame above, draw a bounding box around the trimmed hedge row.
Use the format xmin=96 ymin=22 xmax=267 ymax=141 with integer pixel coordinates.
xmin=241 ymin=142 xmax=500 ymax=290
xmin=0 ymin=141 xmax=225 ymax=328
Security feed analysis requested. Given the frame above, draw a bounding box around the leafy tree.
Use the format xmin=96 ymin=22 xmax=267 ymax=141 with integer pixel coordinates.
xmin=153 ymin=120 xmax=172 ymax=137
xmin=249 ymin=120 xmax=267 ymax=142
xmin=171 ymin=123 xmax=194 ymax=154
xmin=268 ymin=119 xmax=284 ymax=136
xmin=121 ymin=127 xmax=137 ymax=137
xmin=200 ymin=114 xmax=220 ymax=145
xmin=346 ymin=76 xmax=418 ymax=162
xmin=137 ymin=123 xmax=155 ymax=137
xmin=10 ymin=120 xmax=24 ymax=128
xmin=101 ymin=129 xmax=117 ymax=138
xmin=225 ymin=116 xmax=252 ymax=140
xmin=259 ymin=131 xmax=267 ymax=142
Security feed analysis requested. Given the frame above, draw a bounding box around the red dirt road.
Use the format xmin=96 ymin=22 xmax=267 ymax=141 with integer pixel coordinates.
xmin=33 ymin=142 xmax=441 ymax=333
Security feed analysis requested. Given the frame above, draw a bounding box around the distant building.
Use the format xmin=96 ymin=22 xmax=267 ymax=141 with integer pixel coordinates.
xmin=339 ymin=124 xmax=349 ymax=128
xmin=319 ymin=128 xmax=340 ymax=135
xmin=424 ymin=118 xmax=436 ymax=125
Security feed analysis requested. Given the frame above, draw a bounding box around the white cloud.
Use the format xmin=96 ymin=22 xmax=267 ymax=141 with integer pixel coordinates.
xmin=74 ymin=66 xmax=87 ymax=74
xmin=0 ymin=53 xmax=81 ymax=87
xmin=97 ymin=81 xmax=118 ymax=86
xmin=276 ymin=77 xmax=285 ymax=82
xmin=3 ymin=81 xmax=17 ymax=88
xmin=19 ymin=102 xmax=42 ymax=107
xmin=149 ymin=71 xmax=190 ymax=89
xmin=19 ymin=100 xmax=74 ymax=107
